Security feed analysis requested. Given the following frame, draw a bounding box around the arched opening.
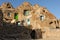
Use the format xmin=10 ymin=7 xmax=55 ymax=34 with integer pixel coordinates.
xmin=26 ymin=19 xmax=30 ymax=26
xmin=30 ymin=30 xmax=36 ymax=39
xmin=30 ymin=29 xmax=42 ymax=39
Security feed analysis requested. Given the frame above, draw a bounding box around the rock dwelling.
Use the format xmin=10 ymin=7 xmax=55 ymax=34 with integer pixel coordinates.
xmin=0 ymin=2 xmax=59 ymax=29
xmin=0 ymin=2 xmax=60 ymax=39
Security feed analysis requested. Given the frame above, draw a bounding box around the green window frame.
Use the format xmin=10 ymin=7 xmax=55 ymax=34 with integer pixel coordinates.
xmin=14 ymin=13 xmax=18 ymax=21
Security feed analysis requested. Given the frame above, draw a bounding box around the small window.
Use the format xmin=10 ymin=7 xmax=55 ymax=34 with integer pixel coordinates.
xmin=49 ymin=22 xmax=53 ymax=24
xmin=7 ymin=3 xmax=11 ymax=8
xmin=54 ymin=21 xmax=56 ymax=24
xmin=8 ymin=6 xmax=11 ymax=8
xmin=7 ymin=3 xmax=9 ymax=6
xmin=7 ymin=12 xmax=11 ymax=17
xmin=24 ymin=10 xmax=30 ymax=16
xmin=26 ymin=19 xmax=30 ymax=25
xmin=14 ymin=13 xmax=18 ymax=21
xmin=18 ymin=22 xmax=21 ymax=26
xmin=40 ymin=15 xmax=44 ymax=21
xmin=17 ymin=21 xmax=21 ymax=26
xmin=43 ymin=10 xmax=45 ymax=12
xmin=57 ymin=20 xmax=59 ymax=24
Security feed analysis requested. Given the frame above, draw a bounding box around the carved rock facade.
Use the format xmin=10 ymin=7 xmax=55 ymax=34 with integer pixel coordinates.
xmin=0 ymin=2 xmax=60 ymax=39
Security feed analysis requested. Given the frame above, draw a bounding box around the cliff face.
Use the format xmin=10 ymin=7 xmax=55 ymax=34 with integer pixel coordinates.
xmin=0 ymin=2 xmax=59 ymax=29
xmin=16 ymin=2 xmax=58 ymax=30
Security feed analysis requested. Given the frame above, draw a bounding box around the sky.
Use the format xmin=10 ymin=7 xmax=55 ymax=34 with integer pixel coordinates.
xmin=0 ymin=0 xmax=60 ymax=19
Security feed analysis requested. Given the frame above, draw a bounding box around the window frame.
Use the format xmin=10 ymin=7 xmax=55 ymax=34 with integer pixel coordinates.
xmin=7 ymin=12 xmax=11 ymax=17
xmin=23 ymin=10 xmax=30 ymax=16
xmin=40 ymin=15 xmax=45 ymax=21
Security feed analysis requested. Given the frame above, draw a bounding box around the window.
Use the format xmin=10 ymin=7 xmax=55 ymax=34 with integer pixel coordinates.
xmin=26 ymin=19 xmax=30 ymax=25
xmin=18 ymin=22 xmax=21 ymax=26
xmin=43 ymin=9 xmax=45 ymax=12
xmin=57 ymin=20 xmax=59 ymax=24
xmin=14 ymin=13 xmax=18 ymax=21
xmin=7 ymin=12 xmax=11 ymax=17
xmin=54 ymin=21 xmax=56 ymax=24
xmin=40 ymin=15 xmax=44 ymax=21
xmin=49 ymin=22 xmax=53 ymax=24
xmin=17 ymin=21 xmax=21 ymax=26
xmin=7 ymin=3 xmax=11 ymax=8
xmin=7 ymin=3 xmax=9 ymax=7
xmin=8 ymin=6 xmax=11 ymax=8
xmin=24 ymin=10 xmax=30 ymax=16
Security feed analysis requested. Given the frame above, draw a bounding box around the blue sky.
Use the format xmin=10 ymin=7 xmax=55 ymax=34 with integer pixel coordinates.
xmin=0 ymin=0 xmax=60 ymax=19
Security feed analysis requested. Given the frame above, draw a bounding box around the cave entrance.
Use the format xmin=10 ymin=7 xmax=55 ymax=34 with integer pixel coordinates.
xmin=30 ymin=29 xmax=42 ymax=39
xmin=30 ymin=30 xmax=36 ymax=39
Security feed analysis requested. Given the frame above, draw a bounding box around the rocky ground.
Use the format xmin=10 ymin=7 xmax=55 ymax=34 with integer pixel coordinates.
xmin=0 ymin=22 xmax=42 ymax=40
xmin=0 ymin=22 xmax=60 ymax=40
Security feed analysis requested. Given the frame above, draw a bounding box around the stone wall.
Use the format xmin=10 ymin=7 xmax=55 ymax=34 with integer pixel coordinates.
xmin=16 ymin=2 xmax=33 ymax=21
xmin=0 ymin=2 xmax=17 ymax=23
